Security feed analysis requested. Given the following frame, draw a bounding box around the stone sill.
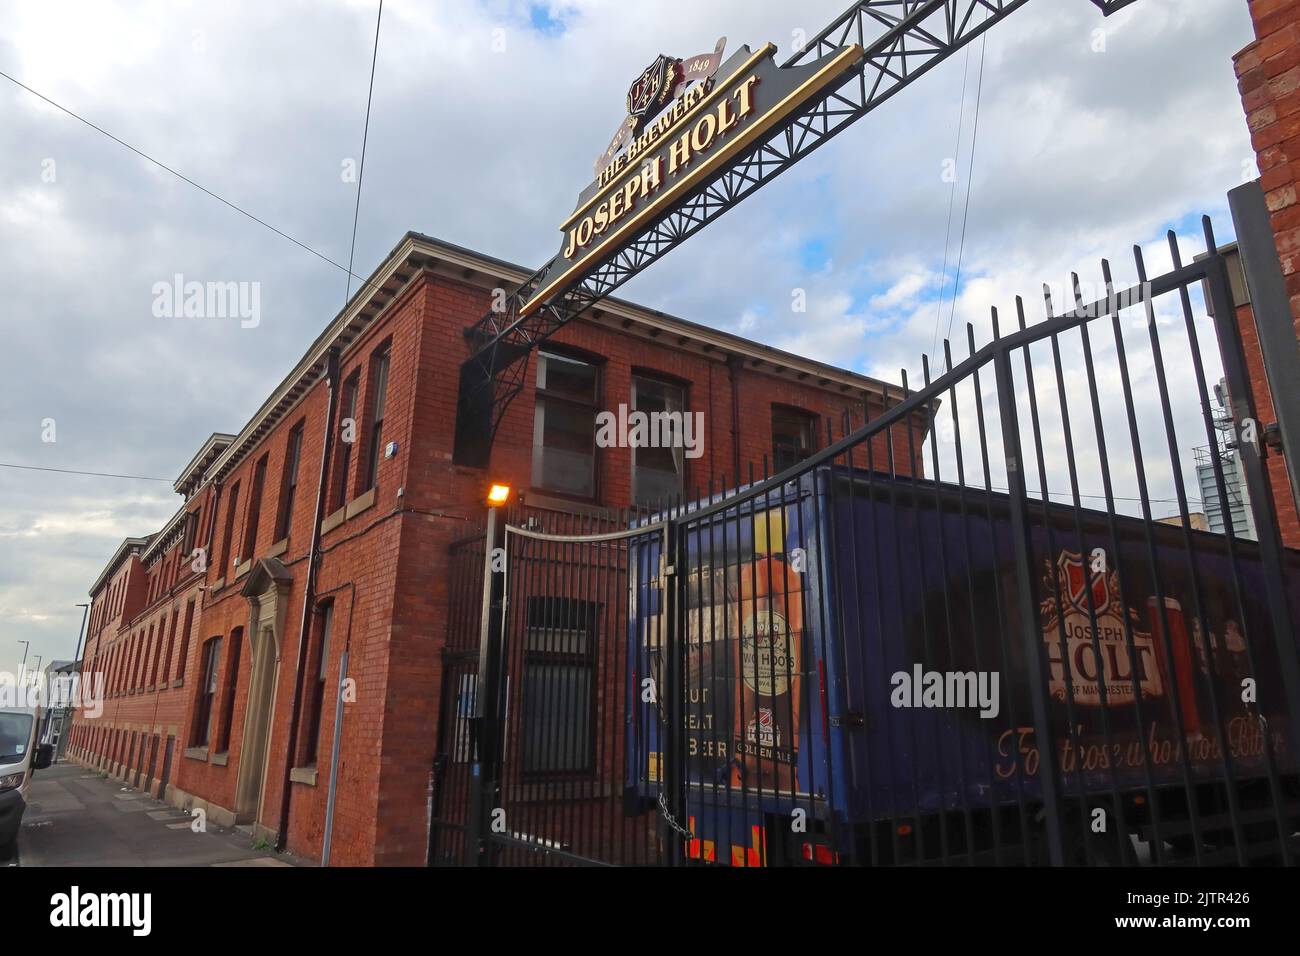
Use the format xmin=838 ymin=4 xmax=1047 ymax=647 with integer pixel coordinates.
xmin=524 ymin=491 xmax=611 ymax=519
xmin=322 ymin=486 xmax=377 ymax=534
xmin=211 ymin=752 xmax=229 ymax=767
xmin=184 ymin=746 xmax=208 ymax=762
xmin=211 ymin=576 xmax=226 ymax=591
xmin=289 ymin=766 xmax=318 ymax=787
xmin=344 ymin=486 xmax=376 ymax=520
xmin=321 ymin=506 xmax=346 ymax=535
xmin=235 ymin=559 xmax=252 ymax=580
xmin=266 ymin=537 xmax=289 ymax=559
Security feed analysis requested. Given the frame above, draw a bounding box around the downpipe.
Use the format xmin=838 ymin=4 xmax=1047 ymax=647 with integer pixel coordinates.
xmin=276 ymin=346 xmax=341 ymax=852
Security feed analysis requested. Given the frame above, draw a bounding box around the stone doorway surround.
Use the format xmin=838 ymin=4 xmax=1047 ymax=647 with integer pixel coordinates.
xmin=235 ymin=557 xmax=294 ymax=831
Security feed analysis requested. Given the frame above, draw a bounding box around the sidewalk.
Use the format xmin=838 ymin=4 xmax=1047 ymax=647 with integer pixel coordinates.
xmin=11 ymin=762 xmax=301 ymax=867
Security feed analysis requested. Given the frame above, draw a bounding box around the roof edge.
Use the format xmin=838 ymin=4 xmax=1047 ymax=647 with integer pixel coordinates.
xmin=88 ymin=536 xmax=152 ymax=598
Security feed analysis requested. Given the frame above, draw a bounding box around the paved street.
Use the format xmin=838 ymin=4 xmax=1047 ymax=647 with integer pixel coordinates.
xmin=8 ymin=762 xmax=298 ymax=867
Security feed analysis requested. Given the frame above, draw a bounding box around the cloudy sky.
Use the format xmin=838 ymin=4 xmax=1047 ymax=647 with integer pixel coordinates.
xmin=0 ymin=0 xmax=1259 ymax=676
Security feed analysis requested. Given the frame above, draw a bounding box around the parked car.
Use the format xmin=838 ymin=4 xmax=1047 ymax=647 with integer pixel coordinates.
xmin=0 ymin=705 xmax=55 ymax=860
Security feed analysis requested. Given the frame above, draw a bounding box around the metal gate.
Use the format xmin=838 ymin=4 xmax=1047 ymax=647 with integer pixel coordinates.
xmin=482 ymin=511 xmax=673 ymax=865
xmin=436 ymin=219 xmax=1300 ymax=866
xmin=427 ymin=530 xmax=488 ymax=865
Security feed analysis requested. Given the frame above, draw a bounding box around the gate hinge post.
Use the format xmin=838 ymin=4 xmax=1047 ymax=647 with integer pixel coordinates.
xmin=467 ymin=506 xmax=508 ymax=866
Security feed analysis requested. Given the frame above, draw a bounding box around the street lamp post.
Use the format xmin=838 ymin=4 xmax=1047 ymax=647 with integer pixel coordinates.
xmin=17 ymin=640 xmax=29 ymax=686
xmin=62 ymin=603 xmax=91 ymax=758
xmin=72 ymin=604 xmax=89 ymax=669
xmin=64 ymin=606 xmax=90 ymax=754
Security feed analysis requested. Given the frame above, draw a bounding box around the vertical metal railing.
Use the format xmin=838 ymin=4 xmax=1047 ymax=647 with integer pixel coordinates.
xmin=445 ymin=220 xmax=1300 ymax=866
xmin=426 ymin=528 xmax=486 ymax=866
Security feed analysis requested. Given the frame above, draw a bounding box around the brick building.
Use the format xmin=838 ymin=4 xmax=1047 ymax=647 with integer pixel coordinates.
xmin=66 ymin=233 xmax=925 ymax=865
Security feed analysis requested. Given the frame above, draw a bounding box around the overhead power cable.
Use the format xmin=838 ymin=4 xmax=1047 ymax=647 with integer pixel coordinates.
xmin=0 ymin=68 xmax=369 ymax=290
xmin=0 ymin=462 xmax=171 ymax=482
xmin=931 ymin=41 xmax=974 ymax=360
xmin=344 ymin=0 xmax=384 ymax=302
xmin=943 ymin=22 xmax=989 ymax=346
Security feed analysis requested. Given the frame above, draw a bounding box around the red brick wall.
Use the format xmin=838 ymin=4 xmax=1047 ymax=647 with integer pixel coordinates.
xmin=1239 ymin=0 xmax=1300 ymax=288
xmin=1235 ymin=0 xmax=1300 ymax=547
xmin=70 ymin=262 xmax=926 ymax=866
xmin=69 ymin=522 xmax=205 ymax=792
xmin=369 ymin=274 xmax=926 ymax=865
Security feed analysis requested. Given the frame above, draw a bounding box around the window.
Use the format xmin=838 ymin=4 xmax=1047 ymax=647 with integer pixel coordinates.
xmin=242 ymin=455 xmax=268 ymax=563
xmin=175 ymin=599 xmax=195 ymax=683
xmin=302 ymin=604 xmax=334 ymax=766
xmin=772 ymin=405 xmax=819 ymax=473
xmin=275 ymin=422 xmax=305 ymax=541
xmin=0 ymin=713 xmax=32 ymax=764
xmin=521 ymin=598 xmax=596 ymax=774
xmin=161 ymin=612 xmax=178 ymax=686
xmin=132 ymin=632 xmax=143 ymax=690
xmin=631 ymin=374 xmax=687 ymax=506
xmin=332 ymin=373 xmax=360 ymax=510
xmin=361 ymin=347 xmax=390 ymax=493
xmin=192 ymin=638 xmax=222 ymax=747
xmin=182 ymin=507 xmax=197 ymax=557
xmin=451 ymin=673 xmax=478 ymax=763
xmin=196 ymin=494 xmax=211 ymax=551
xmin=142 ymin=627 xmax=154 ymax=688
xmin=216 ymin=629 xmax=242 ymax=753
xmin=531 ymin=352 xmax=599 ymax=498
xmin=151 ymin=618 xmax=166 ymax=687
xmin=218 ymin=482 xmax=241 ymax=577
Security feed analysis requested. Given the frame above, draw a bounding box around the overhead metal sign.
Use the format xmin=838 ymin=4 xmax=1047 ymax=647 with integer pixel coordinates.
xmin=518 ymin=39 xmax=865 ymax=318
xmin=453 ymin=1 xmax=1051 ymax=468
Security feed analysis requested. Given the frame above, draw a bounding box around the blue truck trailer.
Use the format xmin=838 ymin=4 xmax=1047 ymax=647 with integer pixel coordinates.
xmin=626 ymin=465 xmax=1300 ymax=865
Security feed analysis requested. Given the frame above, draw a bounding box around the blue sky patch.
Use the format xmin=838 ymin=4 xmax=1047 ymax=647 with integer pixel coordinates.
xmin=799 ymin=235 xmax=832 ymax=272
xmin=528 ymin=3 xmax=569 ymax=36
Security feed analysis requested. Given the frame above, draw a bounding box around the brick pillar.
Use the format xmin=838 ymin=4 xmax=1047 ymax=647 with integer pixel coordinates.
xmin=1236 ymin=0 xmax=1300 ymax=332
xmin=1234 ymin=0 xmax=1300 ymax=546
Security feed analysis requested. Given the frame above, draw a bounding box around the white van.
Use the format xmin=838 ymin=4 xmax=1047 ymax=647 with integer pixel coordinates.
xmin=0 ymin=706 xmax=54 ymax=860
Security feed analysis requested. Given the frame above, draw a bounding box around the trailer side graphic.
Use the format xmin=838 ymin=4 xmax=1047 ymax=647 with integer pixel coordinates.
xmin=627 ymin=469 xmax=1300 ymax=866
